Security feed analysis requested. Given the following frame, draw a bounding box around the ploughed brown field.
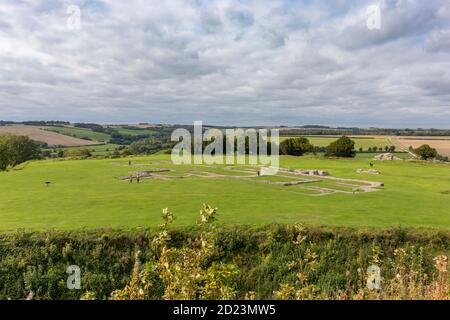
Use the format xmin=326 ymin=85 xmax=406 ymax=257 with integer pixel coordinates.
xmin=0 ymin=125 xmax=98 ymax=147
xmin=392 ymin=136 xmax=450 ymax=156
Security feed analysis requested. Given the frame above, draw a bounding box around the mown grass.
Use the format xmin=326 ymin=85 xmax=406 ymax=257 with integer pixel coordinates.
xmin=0 ymin=154 xmax=449 ymax=231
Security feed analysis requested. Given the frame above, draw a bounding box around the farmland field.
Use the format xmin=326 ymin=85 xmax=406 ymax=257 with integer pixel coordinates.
xmin=42 ymin=126 xmax=111 ymax=142
xmin=0 ymin=125 xmax=98 ymax=147
xmin=0 ymin=154 xmax=449 ymax=231
xmin=392 ymin=136 xmax=450 ymax=156
xmin=46 ymin=144 xmax=122 ymax=156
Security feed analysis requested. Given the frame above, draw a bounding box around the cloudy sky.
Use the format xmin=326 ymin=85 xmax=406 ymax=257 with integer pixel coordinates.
xmin=0 ymin=0 xmax=449 ymax=127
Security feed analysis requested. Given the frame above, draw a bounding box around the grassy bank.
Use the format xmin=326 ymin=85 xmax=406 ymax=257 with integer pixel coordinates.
xmin=1 ymin=154 xmax=449 ymax=230
xmin=0 ymin=224 xmax=448 ymax=300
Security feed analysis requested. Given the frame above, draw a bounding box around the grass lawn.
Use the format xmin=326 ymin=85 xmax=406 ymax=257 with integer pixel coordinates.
xmin=0 ymin=155 xmax=449 ymax=231
xmin=55 ymin=144 xmax=122 ymax=156
xmin=42 ymin=126 xmax=111 ymax=142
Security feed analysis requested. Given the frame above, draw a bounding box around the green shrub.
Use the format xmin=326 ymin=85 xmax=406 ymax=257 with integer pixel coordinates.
xmin=0 ymin=225 xmax=448 ymax=300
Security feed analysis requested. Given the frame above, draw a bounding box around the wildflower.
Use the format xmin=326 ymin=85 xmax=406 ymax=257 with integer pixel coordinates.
xmin=433 ymin=255 xmax=448 ymax=273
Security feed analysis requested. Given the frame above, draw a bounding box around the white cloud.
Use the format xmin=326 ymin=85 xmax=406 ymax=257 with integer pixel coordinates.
xmin=0 ymin=0 xmax=449 ymax=127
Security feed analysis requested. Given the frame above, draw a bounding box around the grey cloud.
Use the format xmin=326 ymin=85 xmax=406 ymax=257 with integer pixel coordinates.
xmin=0 ymin=0 xmax=449 ymax=127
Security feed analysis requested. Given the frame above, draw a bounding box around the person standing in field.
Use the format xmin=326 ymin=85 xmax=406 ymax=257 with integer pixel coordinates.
xmin=129 ymin=175 xmax=133 ymax=183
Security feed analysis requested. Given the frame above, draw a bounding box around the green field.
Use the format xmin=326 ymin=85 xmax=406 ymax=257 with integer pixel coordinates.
xmin=280 ymin=136 xmax=392 ymax=150
xmin=113 ymin=127 xmax=157 ymax=136
xmin=42 ymin=126 xmax=111 ymax=142
xmin=1 ymin=154 xmax=449 ymax=231
xmin=48 ymin=144 xmax=122 ymax=156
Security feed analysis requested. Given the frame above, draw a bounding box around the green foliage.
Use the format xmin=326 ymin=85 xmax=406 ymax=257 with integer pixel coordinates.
xmin=63 ymin=148 xmax=92 ymax=158
xmin=129 ymin=138 xmax=169 ymax=155
xmin=0 ymin=134 xmax=41 ymax=171
xmin=0 ymin=224 xmax=448 ymax=300
xmin=111 ymin=205 xmax=239 ymax=300
xmin=414 ymin=144 xmax=438 ymax=160
xmin=279 ymin=137 xmax=313 ymax=156
xmin=325 ymin=136 xmax=356 ymax=158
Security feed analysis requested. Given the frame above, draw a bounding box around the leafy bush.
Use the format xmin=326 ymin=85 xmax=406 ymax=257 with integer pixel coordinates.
xmin=415 ymin=144 xmax=438 ymax=160
xmin=63 ymin=148 xmax=92 ymax=158
xmin=0 ymin=217 xmax=448 ymax=300
xmin=0 ymin=134 xmax=41 ymax=171
xmin=325 ymin=136 xmax=356 ymax=158
xmin=279 ymin=138 xmax=313 ymax=156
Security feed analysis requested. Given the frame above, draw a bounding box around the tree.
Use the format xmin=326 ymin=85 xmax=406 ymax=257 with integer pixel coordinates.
xmin=121 ymin=150 xmax=133 ymax=156
xmin=279 ymin=137 xmax=313 ymax=156
xmin=414 ymin=144 xmax=437 ymax=160
xmin=129 ymin=138 xmax=168 ymax=155
xmin=0 ymin=136 xmax=9 ymax=171
xmin=63 ymin=148 xmax=92 ymax=158
xmin=325 ymin=136 xmax=356 ymax=158
xmin=0 ymin=134 xmax=41 ymax=171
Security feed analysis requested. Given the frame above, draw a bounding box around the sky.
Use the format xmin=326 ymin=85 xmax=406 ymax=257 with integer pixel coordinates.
xmin=0 ymin=0 xmax=449 ymax=128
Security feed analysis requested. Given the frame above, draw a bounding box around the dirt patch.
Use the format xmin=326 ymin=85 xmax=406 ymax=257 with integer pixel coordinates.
xmin=357 ymin=169 xmax=380 ymax=175
xmin=0 ymin=125 xmax=97 ymax=147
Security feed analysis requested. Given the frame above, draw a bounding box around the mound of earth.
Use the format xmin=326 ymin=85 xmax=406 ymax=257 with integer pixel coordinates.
xmin=374 ymin=153 xmax=401 ymax=161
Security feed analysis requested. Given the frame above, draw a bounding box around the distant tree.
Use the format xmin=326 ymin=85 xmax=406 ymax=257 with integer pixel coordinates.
xmin=389 ymin=146 xmax=396 ymax=153
xmin=359 ymin=147 xmax=363 ymax=153
xmin=63 ymin=148 xmax=92 ymax=158
xmin=325 ymin=136 xmax=356 ymax=158
xmin=111 ymin=150 xmax=121 ymax=158
xmin=129 ymin=138 xmax=167 ymax=155
xmin=435 ymin=154 xmax=449 ymax=162
xmin=0 ymin=137 xmax=8 ymax=171
xmin=414 ymin=144 xmax=437 ymax=160
xmin=279 ymin=137 xmax=313 ymax=156
xmin=121 ymin=150 xmax=133 ymax=156
xmin=0 ymin=134 xmax=41 ymax=170
xmin=41 ymin=150 xmax=52 ymax=158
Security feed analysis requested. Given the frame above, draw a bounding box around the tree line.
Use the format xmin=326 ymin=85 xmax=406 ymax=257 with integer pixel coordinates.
xmin=0 ymin=134 xmax=42 ymax=171
xmin=279 ymin=136 xmax=357 ymax=157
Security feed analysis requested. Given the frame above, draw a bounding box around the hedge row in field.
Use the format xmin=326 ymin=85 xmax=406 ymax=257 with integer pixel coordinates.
xmin=0 ymin=225 xmax=448 ymax=300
